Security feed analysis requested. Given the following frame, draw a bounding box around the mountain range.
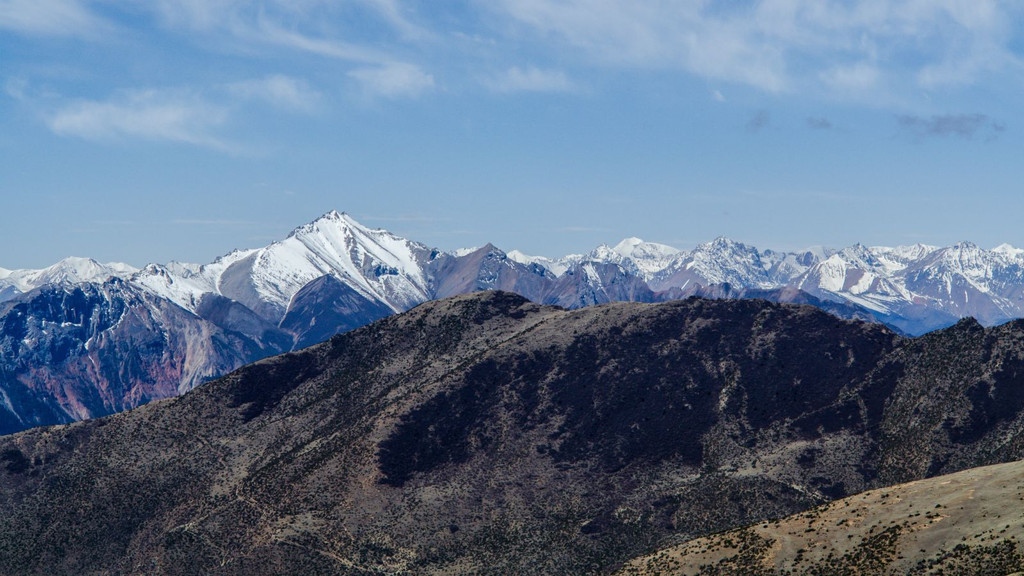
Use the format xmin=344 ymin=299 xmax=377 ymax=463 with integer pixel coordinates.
xmin=2 ymin=292 xmax=1023 ymax=574
xmin=2 ymin=210 xmax=1024 ymax=434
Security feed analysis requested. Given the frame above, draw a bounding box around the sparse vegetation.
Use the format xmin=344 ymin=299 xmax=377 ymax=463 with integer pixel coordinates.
xmin=1 ymin=292 xmax=1024 ymax=575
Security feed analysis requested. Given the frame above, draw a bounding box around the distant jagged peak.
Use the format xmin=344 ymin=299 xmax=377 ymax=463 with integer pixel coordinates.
xmin=49 ymin=256 xmax=137 ymax=277
xmin=288 ymin=209 xmax=359 ymax=239
xmin=798 ymin=245 xmax=836 ymax=260
xmin=286 ymin=210 xmax=432 ymax=259
xmin=455 ymin=246 xmax=482 ymax=257
xmin=203 ymin=247 xmax=259 ymax=270
xmin=610 ymin=237 xmax=680 ymax=260
xmin=952 ymin=239 xmax=980 ymax=250
xmin=869 ymin=243 xmax=940 ymax=265
xmin=931 ymin=240 xmax=995 ymax=264
xmin=0 ymin=256 xmax=138 ymax=293
xmin=507 ymin=249 xmax=570 ymax=276
xmin=163 ymin=260 xmax=203 ymax=277
xmin=506 ymin=249 xmax=538 ymax=263
xmin=689 ymin=236 xmax=764 ymax=262
xmin=689 ymin=236 xmax=765 ymax=260
xmin=993 ymin=243 xmax=1024 ymax=258
xmin=613 ymin=236 xmax=645 ymax=251
xmin=455 ymin=243 xmax=506 ymax=259
xmin=829 ymin=242 xmax=892 ymax=272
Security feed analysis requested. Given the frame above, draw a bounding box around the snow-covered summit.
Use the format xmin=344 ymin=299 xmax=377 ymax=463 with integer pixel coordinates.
xmin=132 ymin=211 xmax=441 ymax=321
xmin=0 ymin=257 xmax=138 ymax=298
xmin=8 ymin=211 xmax=1024 ymax=336
xmin=993 ymin=243 xmax=1024 ymax=259
xmin=507 ymin=250 xmax=570 ymax=276
xmin=650 ymin=236 xmax=776 ymax=290
xmin=607 ymin=237 xmax=680 ymax=279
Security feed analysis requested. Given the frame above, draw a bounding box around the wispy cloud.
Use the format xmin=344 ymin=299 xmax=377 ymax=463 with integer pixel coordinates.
xmin=487 ymin=66 xmax=576 ymax=93
xmin=488 ymin=0 xmax=1024 ymax=97
xmin=250 ymin=16 xmax=386 ymax=63
xmin=819 ymin=62 xmax=880 ymax=92
xmin=355 ymin=0 xmax=429 ymax=40
xmin=46 ymin=89 xmax=231 ymax=150
xmin=0 ymin=0 xmax=111 ymax=38
xmin=227 ymin=75 xmax=322 ymax=112
xmin=36 ymin=74 xmax=327 ymax=150
xmin=490 ymin=0 xmax=786 ymax=91
xmin=897 ymin=114 xmax=1006 ymax=141
xmin=146 ymin=1 xmax=419 ymax=65
xmin=348 ymin=62 xmax=434 ymax=98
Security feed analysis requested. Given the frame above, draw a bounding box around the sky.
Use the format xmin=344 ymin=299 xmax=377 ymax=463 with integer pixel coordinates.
xmin=2 ymin=0 xmax=1024 ymax=269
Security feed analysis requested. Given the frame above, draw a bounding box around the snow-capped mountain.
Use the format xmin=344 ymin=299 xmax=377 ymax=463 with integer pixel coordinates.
xmin=584 ymin=238 xmax=680 ymax=280
xmin=0 ymin=257 xmax=137 ymax=302
xmin=649 ymin=237 xmax=778 ymax=291
xmin=511 ymin=235 xmax=1024 ymax=335
xmin=133 ymin=210 xmax=441 ymax=322
xmin=507 ymin=249 xmax=571 ymax=277
xmin=4 ymin=209 xmax=1024 ymax=436
xmin=899 ymin=242 xmax=1024 ymax=322
xmin=510 ymin=237 xmax=680 ymax=281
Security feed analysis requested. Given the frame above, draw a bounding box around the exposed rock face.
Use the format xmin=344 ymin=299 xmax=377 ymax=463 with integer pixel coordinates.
xmin=278 ymin=275 xmax=394 ymax=350
xmin=430 ymin=244 xmax=554 ymax=301
xmin=1 ymin=292 xmax=1024 ymax=574
xmin=0 ymin=280 xmax=290 ymax=435
xmin=8 ymin=212 xmax=1024 ymax=435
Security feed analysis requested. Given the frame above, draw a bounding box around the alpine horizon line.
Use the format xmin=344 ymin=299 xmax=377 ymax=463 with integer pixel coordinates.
xmin=2 ymin=209 xmax=1024 ymax=434
xmin=3 ymin=209 xmax=1023 ymax=338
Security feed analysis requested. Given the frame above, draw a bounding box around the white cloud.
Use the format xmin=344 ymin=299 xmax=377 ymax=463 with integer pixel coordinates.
xmin=146 ymin=0 xmax=421 ymax=64
xmin=0 ymin=0 xmax=110 ymax=37
xmin=46 ymin=89 xmax=231 ymax=149
xmin=353 ymin=0 xmax=427 ymax=40
xmin=820 ymin=62 xmax=880 ymax=91
xmin=488 ymin=0 xmax=1024 ymax=96
xmin=348 ymin=62 xmax=434 ymax=98
xmin=489 ymin=0 xmax=787 ymax=91
xmin=488 ymin=66 xmax=575 ymax=93
xmin=149 ymin=0 xmax=425 ymax=37
xmin=251 ymin=16 xmax=385 ymax=63
xmin=227 ymin=75 xmax=322 ymax=112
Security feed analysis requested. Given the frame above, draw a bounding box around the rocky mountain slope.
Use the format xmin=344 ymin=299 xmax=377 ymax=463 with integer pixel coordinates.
xmin=617 ymin=460 xmax=1024 ymax=575
xmin=3 ymin=210 xmax=1023 ymax=435
xmin=0 ymin=280 xmax=291 ymax=434
xmin=2 ymin=292 xmax=1024 ymax=574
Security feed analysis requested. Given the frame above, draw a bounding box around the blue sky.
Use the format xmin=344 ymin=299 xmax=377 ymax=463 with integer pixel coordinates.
xmin=2 ymin=0 xmax=1024 ymax=268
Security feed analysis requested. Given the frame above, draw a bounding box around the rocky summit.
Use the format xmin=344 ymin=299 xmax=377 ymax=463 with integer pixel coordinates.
xmin=1 ymin=292 xmax=1024 ymax=574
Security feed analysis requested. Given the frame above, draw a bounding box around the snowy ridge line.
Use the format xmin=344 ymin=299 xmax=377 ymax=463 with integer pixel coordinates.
xmin=3 ymin=211 xmax=1024 ymax=336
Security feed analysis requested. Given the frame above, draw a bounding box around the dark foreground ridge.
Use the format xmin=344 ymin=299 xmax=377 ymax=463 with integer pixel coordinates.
xmin=1 ymin=291 xmax=1023 ymax=574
